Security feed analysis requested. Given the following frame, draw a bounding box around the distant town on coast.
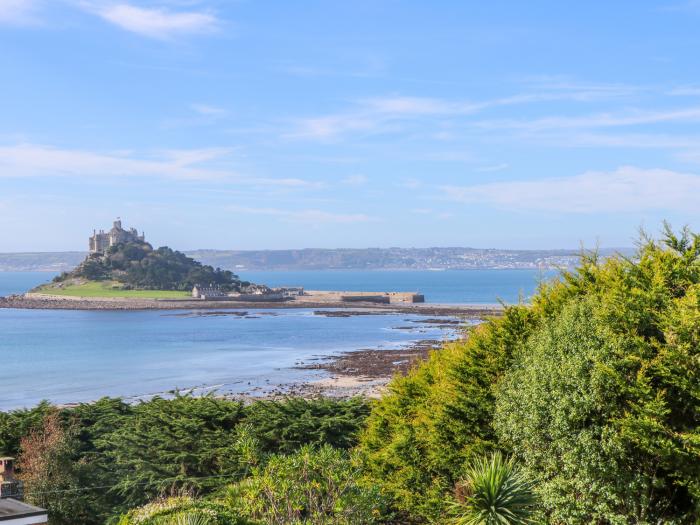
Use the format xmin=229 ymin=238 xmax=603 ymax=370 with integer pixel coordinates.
xmin=0 ymin=245 xmax=631 ymax=273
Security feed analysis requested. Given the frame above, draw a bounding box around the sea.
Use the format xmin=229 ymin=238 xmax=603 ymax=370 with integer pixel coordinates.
xmin=0 ymin=269 xmax=558 ymax=411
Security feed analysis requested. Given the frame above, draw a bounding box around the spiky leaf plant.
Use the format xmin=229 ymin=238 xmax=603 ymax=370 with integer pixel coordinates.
xmin=451 ymin=452 xmax=535 ymax=525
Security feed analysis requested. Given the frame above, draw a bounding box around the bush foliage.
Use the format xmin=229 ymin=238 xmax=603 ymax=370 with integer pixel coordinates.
xmin=359 ymin=225 xmax=700 ymax=523
xmin=1 ymin=396 xmax=371 ymax=525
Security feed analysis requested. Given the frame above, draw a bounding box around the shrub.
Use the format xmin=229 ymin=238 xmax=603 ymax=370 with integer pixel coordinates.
xmin=495 ymin=258 xmax=700 ymax=521
xmin=224 ymin=445 xmax=386 ymax=524
xmin=116 ymin=496 xmax=250 ymax=525
xmin=358 ymin=225 xmax=700 ymax=523
xmin=357 ymin=305 xmax=537 ymax=521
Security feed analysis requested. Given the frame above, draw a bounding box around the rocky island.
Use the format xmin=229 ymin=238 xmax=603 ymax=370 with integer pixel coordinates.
xmin=1 ymin=219 xmax=500 ymax=316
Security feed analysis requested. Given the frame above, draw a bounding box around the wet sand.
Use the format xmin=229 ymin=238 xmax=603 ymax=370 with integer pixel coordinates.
xmin=247 ymin=337 xmax=453 ymax=399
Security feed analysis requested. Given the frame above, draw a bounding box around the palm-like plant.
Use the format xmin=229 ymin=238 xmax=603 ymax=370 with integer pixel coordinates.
xmin=451 ymin=452 xmax=536 ymax=525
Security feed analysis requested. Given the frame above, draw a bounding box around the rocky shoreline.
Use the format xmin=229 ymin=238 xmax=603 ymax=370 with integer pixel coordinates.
xmin=252 ymin=337 xmax=454 ymax=399
xmin=0 ymin=293 xmax=502 ymax=317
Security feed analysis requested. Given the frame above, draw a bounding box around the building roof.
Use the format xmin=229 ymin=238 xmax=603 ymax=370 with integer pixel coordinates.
xmin=0 ymin=499 xmax=47 ymax=521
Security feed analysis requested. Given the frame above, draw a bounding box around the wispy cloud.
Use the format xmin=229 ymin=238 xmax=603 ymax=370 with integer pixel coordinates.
xmin=289 ymin=88 xmax=647 ymax=140
xmin=92 ymin=3 xmax=219 ymax=39
xmin=441 ymin=166 xmax=700 ymax=213
xmin=668 ymin=85 xmax=700 ymax=96
xmin=0 ymin=0 xmax=40 ymax=25
xmin=191 ymin=103 xmax=227 ymax=117
xmin=341 ymin=174 xmax=367 ymax=186
xmin=228 ymin=206 xmax=375 ymax=224
xmin=475 ymin=107 xmax=700 ymax=132
xmin=0 ymin=143 xmax=232 ymax=179
xmin=475 ymin=163 xmax=509 ymax=173
xmin=0 ymin=143 xmax=312 ymax=188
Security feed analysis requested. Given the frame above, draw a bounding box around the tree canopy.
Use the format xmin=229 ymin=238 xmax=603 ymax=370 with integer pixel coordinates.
xmin=358 ymin=225 xmax=700 ymax=523
xmin=53 ymin=241 xmax=241 ymax=291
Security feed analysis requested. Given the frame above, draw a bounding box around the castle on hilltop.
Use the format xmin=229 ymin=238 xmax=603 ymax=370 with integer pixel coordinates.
xmin=89 ymin=218 xmax=145 ymax=253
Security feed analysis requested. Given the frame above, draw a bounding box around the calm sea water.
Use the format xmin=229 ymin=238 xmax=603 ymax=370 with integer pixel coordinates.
xmin=239 ymin=269 xmax=558 ymax=304
xmin=0 ymin=270 xmax=557 ymax=411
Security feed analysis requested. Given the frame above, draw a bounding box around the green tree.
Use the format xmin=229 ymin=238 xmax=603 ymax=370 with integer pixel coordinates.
xmin=102 ymin=394 xmax=246 ymax=508
xmin=358 ymin=225 xmax=700 ymax=523
xmin=243 ymin=397 xmax=370 ymax=454
xmin=357 ymin=305 xmax=537 ymax=521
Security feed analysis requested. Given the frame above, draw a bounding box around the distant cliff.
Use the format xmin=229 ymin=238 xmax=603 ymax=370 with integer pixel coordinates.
xmin=0 ymin=247 xmax=632 ymax=272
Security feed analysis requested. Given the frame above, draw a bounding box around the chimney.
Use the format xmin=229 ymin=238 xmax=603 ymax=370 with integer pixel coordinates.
xmin=0 ymin=457 xmax=23 ymax=500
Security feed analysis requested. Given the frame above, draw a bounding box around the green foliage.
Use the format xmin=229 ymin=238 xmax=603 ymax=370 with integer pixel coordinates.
xmin=243 ymin=397 xmax=370 ymax=453
xmin=357 ymin=305 xmax=537 ymax=521
xmin=58 ymin=241 xmax=240 ymax=291
xmin=450 ymin=452 xmax=535 ymax=525
xmin=0 ymin=400 xmax=53 ymax=456
xmin=224 ymin=444 xmax=386 ymax=525
xmin=358 ymin=225 xmax=700 ymax=523
xmin=102 ymin=394 xmax=246 ymax=508
xmin=117 ymin=496 xmax=251 ymax=525
xmin=1 ymin=395 xmax=372 ymax=525
xmin=495 ymin=238 xmax=700 ymax=522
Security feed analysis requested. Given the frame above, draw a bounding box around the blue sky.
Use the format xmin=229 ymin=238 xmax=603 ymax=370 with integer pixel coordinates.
xmin=2 ymin=1 xmax=700 ymax=251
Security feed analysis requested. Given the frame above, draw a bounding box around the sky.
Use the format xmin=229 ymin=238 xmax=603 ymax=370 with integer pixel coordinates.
xmin=2 ymin=1 xmax=700 ymax=251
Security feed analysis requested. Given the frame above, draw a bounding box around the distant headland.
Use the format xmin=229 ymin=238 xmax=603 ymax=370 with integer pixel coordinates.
xmin=0 ymin=245 xmax=633 ymax=273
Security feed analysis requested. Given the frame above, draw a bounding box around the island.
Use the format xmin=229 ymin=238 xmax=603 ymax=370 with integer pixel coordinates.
xmin=0 ymin=219 xmax=501 ymax=317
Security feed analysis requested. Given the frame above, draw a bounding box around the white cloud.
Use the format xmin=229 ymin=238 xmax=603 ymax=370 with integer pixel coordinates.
xmin=228 ymin=206 xmax=374 ymax=224
xmin=476 ymin=163 xmax=509 ymax=172
xmin=94 ymin=3 xmax=218 ymax=39
xmin=0 ymin=143 xmax=314 ymax=188
xmin=289 ymin=89 xmax=649 ymax=140
xmin=191 ymin=103 xmax=227 ymax=117
xmin=341 ymin=174 xmax=367 ymax=186
xmin=0 ymin=0 xmax=39 ymax=25
xmin=668 ymin=86 xmax=700 ymax=96
xmin=0 ymin=143 xmax=232 ymax=179
xmin=441 ymin=166 xmax=700 ymax=213
xmin=476 ymin=107 xmax=700 ymax=132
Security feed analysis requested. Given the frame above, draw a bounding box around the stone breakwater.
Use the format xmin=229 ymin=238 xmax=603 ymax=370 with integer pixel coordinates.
xmin=0 ymin=293 xmax=502 ymax=317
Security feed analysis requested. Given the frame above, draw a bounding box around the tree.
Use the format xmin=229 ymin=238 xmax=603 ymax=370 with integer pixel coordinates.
xmin=243 ymin=397 xmax=370 ymax=454
xmin=18 ymin=412 xmax=89 ymax=525
xmin=357 ymin=305 xmax=537 ymax=521
xmin=358 ymin=226 xmax=700 ymax=523
xmin=102 ymin=394 xmax=246 ymax=508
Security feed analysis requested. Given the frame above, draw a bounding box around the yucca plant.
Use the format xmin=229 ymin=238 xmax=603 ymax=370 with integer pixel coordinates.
xmin=451 ymin=452 xmax=536 ymax=525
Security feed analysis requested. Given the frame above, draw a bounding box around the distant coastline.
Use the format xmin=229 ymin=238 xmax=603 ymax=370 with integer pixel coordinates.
xmin=0 ymin=246 xmax=632 ymax=272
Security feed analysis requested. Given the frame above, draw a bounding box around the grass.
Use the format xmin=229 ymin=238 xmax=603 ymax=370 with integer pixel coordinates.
xmin=34 ymin=280 xmax=191 ymax=299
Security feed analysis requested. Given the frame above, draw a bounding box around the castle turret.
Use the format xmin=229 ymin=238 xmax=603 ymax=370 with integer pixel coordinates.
xmin=89 ymin=219 xmax=145 ymax=253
